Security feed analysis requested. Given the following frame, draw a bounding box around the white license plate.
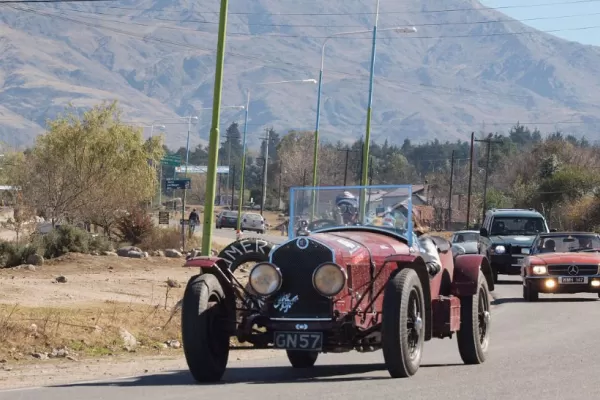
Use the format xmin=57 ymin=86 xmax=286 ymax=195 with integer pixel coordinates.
xmin=559 ymin=276 xmax=588 ymax=284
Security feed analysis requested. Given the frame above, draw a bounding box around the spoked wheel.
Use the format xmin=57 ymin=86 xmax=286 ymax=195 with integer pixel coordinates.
xmin=382 ymin=268 xmax=425 ymax=378
xmin=181 ymin=274 xmax=231 ymax=383
xmin=457 ymin=271 xmax=491 ymax=364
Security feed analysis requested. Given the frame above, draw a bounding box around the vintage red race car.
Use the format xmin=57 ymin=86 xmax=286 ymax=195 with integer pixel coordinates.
xmin=180 ymin=184 xmax=494 ymax=382
xmin=521 ymin=231 xmax=600 ymax=301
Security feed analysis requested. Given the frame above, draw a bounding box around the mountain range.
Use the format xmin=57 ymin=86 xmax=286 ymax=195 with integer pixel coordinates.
xmin=1 ymin=0 xmax=600 ymax=150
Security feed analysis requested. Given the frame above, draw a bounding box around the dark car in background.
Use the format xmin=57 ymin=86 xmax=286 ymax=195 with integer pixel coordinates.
xmin=451 ymin=230 xmax=479 ymax=254
xmin=478 ymin=208 xmax=550 ymax=283
xmin=215 ymin=210 xmax=239 ymax=229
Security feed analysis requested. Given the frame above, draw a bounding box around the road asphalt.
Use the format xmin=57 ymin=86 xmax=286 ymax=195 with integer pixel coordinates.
xmin=3 ymin=275 xmax=600 ymax=399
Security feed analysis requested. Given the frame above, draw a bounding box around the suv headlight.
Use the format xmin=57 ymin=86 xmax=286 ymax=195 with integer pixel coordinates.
xmin=532 ymin=266 xmax=547 ymax=275
xmin=493 ymin=245 xmax=506 ymax=254
xmin=248 ymin=262 xmax=282 ymax=296
xmin=313 ymin=263 xmax=347 ymax=297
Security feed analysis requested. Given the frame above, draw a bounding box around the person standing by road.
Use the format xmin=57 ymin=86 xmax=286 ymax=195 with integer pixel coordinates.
xmin=188 ymin=208 xmax=200 ymax=237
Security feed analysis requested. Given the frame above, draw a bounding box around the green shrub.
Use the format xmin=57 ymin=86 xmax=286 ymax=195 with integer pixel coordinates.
xmin=41 ymin=225 xmax=91 ymax=259
xmin=89 ymin=234 xmax=114 ymax=253
xmin=0 ymin=241 xmax=39 ymax=268
xmin=114 ymin=208 xmax=154 ymax=245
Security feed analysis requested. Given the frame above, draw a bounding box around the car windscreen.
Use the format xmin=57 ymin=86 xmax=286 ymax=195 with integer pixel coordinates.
xmin=453 ymin=232 xmax=479 ymax=242
xmin=490 ymin=217 xmax=546 ymax=236
xmin=223 ymin=212 xmax=238 ymax=218
xmin=534 ymin=235 xmax=600 ymax=253
xmin=244 ymin=214 xmax=262 ymax=221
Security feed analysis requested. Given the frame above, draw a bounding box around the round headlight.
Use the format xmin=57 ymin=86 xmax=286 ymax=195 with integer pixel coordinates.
xmin=494 ymin=245 xmax=506 ymax=254
xmin=248 ymin=263 xmax=282 ymax=296
xmin=532 ymin=265 xmax=547 ymax=275
xmin=312 ymin=263 xmax=347 ymax=297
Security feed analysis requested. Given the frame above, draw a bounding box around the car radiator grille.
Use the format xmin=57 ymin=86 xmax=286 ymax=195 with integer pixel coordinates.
xmin=510 ymin=245 xmax=529 ymax=267
xmin=547 ymin=264 xmax=599 ymax=276
xmin=268 ymin=238 xmax=334 ymax=320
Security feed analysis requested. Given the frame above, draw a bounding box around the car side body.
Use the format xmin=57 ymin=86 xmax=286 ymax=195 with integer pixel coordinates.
xmin=180 ymin=225 xmax=494 ymax=382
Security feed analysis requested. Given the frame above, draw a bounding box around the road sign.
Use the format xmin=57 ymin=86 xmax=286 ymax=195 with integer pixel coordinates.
xmin=175 ymin=165 xmax=229 ymax=174
xmin=158 ymin=211 xmax=170 ymax=225
xmin=165 ymin=178 xmax=191 ymax=190
xmin=161 ymin=154 xmax=182 ymax=166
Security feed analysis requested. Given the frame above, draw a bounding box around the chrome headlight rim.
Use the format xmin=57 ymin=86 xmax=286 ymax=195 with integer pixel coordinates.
xmin=248 ymin=262 xmax=283 ymax=297
xmin=312 ymin=262 xmax=347 ymax=297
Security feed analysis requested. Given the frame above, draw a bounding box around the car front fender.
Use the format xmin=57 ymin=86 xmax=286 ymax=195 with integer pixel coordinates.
xmin=451 ymin=254 xmax=494 ymax=296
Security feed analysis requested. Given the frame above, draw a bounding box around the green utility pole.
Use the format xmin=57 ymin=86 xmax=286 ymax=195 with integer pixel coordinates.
xmin=201 ymin=0 xmax=230 ymax=256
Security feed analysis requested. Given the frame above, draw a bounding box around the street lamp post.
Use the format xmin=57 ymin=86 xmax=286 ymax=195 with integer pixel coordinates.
xmin=235 ymin=79 xmax=317 ymax=232
xmin=313 ymin=20 xmax=416 ymax=219
xmin=359 ymin=0 xmax=417 ymax=220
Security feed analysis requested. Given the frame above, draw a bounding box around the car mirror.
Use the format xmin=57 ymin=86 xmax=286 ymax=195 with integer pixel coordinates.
xmin=479 ymin=228 xmax=488 ymax=237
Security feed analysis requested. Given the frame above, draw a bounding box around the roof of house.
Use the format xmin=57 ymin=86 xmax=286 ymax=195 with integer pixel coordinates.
xmin=382 ymin=184 xmax=425 ymax=198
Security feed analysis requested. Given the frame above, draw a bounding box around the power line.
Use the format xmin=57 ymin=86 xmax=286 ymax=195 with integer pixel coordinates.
xmin=44 ymin=7 xmax=600 ymax=30
xmin=60 ymin=0 xmax=600 ymax=16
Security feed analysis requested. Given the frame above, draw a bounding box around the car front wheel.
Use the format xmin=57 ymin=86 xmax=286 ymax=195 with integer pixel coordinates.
xmin=523 ymin=281 xmax=539 ymax=302
xmin=286 ymin=350 xmax=318 ymax=368
xmin=181 ymin=274 xmax=231 ymax=383
xmin=381 ymin=268 xmax=425 ymax=378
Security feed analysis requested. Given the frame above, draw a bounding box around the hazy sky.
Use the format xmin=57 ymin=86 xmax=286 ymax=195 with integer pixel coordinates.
xmin=482 ymin=0 xmax=600 ymax=46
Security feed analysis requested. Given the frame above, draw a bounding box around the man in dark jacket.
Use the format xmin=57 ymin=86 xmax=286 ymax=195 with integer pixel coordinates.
xmin=188 ymin=209 xmax=200 ymax=236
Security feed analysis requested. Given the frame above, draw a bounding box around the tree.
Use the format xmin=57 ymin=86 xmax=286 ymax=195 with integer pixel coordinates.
xmin=10 ymin=101 xmax=164 ymax=231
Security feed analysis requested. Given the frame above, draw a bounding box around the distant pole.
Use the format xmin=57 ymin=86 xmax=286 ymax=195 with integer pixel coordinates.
xmin=447 ymin=150 xmax=455 ymax=230
xmin=260 ymin=128 xmax=270 ymax=216
xmin=475 ymin=134 xmax=502 ymax=223
xmin=278 ymin=163 xmax=283 ymax=210
xmin=343 ymin=149 xmax=350 ymax=186
xmin=201 ymin=0 xmax=230 ymax=256
xmin=230 ymin=164 xmax=236 ymax=209
xmin=466 ymin=132 xmax=474 ymax=229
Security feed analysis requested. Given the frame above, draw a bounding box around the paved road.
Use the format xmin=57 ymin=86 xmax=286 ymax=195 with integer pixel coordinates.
xmin=211 ymin=227 xmax=287 ymax=245
xmin=3 ymin=276 xmax=600 ymax=399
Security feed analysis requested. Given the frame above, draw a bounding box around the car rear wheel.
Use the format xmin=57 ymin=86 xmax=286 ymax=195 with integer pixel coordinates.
xmin=286 ymin=350 xmax=318 ymax=368
xmin=523 ymin=281 xmax=539 ymax=301
xmin=382 ymin=268 xmax=425 ymax=378
xmin=457 ymin=271 xmax=491 ymax=364
xmin=181 ymin=274 xmax=230 ymax=383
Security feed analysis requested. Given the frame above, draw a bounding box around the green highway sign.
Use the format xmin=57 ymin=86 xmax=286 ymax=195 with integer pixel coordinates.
xmin=161 ymin=154 xmax=182 ymax=166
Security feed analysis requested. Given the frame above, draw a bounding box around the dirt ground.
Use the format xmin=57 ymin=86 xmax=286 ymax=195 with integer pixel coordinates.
xmin=0 ymin=251 xmax=266 ymax=390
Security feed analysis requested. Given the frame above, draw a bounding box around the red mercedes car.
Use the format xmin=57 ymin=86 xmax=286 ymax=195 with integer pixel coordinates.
xmin=521 ymin=232 xmax=600 ymax=301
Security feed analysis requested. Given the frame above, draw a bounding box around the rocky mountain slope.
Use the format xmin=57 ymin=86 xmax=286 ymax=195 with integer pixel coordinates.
xmin=1 ymin=0 xmax=599 ymax=149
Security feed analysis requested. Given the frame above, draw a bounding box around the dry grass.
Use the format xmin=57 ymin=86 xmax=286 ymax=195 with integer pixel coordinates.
xmin=139 ymin=226 xmax=202 ymax=251
xmin=0 ymin=300 xmax=183 ymax=361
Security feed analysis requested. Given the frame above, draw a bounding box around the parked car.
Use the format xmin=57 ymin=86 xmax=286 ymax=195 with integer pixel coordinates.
xmin=240 ymin=212 xmax=265 ymax=234
xmin=180 ymin=184 xmax=494 ymax=382
xmin=478 ymin=208 xmax=550 ymax=282
xmin=451 ymin=230 xmax=479 ymax=254
xmin=521 ymin=231 xmax=600 ymax=301
xmin=215 ymin=210 xmax=239 ymax=229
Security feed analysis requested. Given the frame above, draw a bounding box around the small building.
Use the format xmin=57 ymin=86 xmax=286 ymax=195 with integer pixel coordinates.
xmin=381 ymin=184 xmax=427 ymax=208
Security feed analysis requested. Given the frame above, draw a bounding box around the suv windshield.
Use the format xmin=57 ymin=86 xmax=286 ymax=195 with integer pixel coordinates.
xmin=533 ymin=234 xmax=600 ymax=253
xmin=490 ymin=217 xmax=546 ymax=236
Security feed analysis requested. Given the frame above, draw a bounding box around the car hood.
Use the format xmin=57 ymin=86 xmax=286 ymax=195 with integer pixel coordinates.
xmin=531 ymin=252 xmax=600 ymax=264
xmin=491 ymin=235 xmax=536 ymax=246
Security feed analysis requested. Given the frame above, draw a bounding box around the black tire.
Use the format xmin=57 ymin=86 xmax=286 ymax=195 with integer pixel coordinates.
xmin=523 ymin=281 xmax=539 ymax=302
xmin=492 ymin=267 xmax=499 ymax=284
xmin=181 ymin=274 xmax=230 ymax=383
xmin=457 ymin=271 xmax=491 ymax=364
xmin=381 ymin=268 xmax=426 ymax=378
xmin=286 ymin=350 xmax=318 ymax=368
xmin=217 ymin=237 xmax=274 ymax=274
